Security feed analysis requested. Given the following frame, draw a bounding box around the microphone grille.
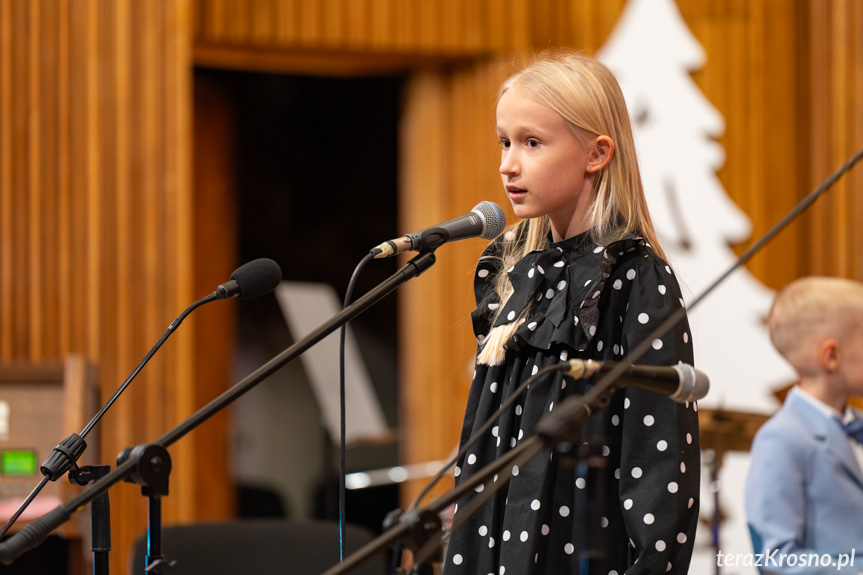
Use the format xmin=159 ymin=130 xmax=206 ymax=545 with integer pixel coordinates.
xmin=472 ymin=201 xmax=507 ymax=240
xmin=671 ymin=364 xmax=710 ymax=402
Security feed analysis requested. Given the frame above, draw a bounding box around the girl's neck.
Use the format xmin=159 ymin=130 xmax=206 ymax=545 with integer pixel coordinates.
xmin=550 ymin=220 xmax=592 ymax=243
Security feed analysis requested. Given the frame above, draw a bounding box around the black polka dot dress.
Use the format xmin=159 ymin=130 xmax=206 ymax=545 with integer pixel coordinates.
xmin=444 ymin=225 xmax=700 ymax=575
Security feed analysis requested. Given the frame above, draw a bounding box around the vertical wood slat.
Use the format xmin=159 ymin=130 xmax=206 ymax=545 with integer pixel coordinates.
xmin=830 ymin=1 xmax=848 ymax=275
xmin=56 ymin=0 xmax=71 ymax=355
xmin=826 ymin=0 xmax=849 ymax=274
xmin=398 ymin=71 xmax=450 ymax=502
xmin=67 ymin=0 xmax=89 ymax=369
xmin=826 ymin=0 xmax=862 ymax=278
xmin=85 ymin=0 xmax=102 ymax=363
xmin=0 ymin=0 xmax=11 ymax=357
xmin=169 ymin=0 xmax=212 ymax=524
xmin=188 ymin=71 xmax=237 ymax=524
xmin=139 ymin=0 xmax=163 ymax=441
xmin=416 ymin=1 xmax=439 ymax=51
xmin=509 ymin=0 xmax=531 ymax=50
xmin=0 ymin=1 xmax=211 ymax=573
xmin=299 ymin=0 xmax=323 ymax=45
xmin=399 ymin=59 xmax=513 ymax=506
xmin=191 ymin=0 xmax=629 ymax=56
xmin=345 ymin=0 xmax=370 ymax=47
xmin=28 ymin=0 xmax=42 ymax=359
xmin=392 ymin=0 xmax=414 ymax=50
xmin=370 ymin=0 xmax=394 ymax=49
xmin=39 ymin=2 xmax=59 ymax=360
xmin=485 ymin=0 xmax=507 ymax=52
xmin=250 ymin=0 xmax=276 ymax=44
xmin=850 ymin=0 xmax=863 ymax=281
xmin=804 ymin=0 xmax=863 ymax=280
xmin=807 ymin=0 xmax=832 ymax=276
xmin=10 ymin=2 xmax=27 ymax=358
xmin=323 ymin=0 xmax=347 ymax=46
xmin=276 ymin=0 xmax=300 ymax=44
xmin=439 ymin=0 xmax=460 ymax=50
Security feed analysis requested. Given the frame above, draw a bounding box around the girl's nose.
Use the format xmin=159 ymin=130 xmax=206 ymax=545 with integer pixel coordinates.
xmin=500 ymin=151 xmax=519 ymax=177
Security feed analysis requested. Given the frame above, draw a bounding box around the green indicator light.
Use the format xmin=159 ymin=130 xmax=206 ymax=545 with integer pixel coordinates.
xmin=1 ymin=450 xmax=37 ymax=476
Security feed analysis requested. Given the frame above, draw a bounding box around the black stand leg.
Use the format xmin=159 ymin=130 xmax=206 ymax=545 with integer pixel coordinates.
xmin=116 ymin=444 xmax=174 ymax=574
xmin=89 ymin=466 xmax=112 ymax=575
xmin=146 ymin=496 xmax=166 ymax=573
xmin=379 ymin=508 xmax=441 ymax=573
xmin=69 ymin=464 xmax=112 ymax=575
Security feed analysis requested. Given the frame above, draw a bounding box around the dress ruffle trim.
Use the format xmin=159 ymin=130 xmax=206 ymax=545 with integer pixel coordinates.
xmin=471 ymin=229 xmax=645 ymax=354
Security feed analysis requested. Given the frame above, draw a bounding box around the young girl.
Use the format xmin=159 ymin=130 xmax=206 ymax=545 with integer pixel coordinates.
xmin=444 ymin=51 xmax=700 ymax=574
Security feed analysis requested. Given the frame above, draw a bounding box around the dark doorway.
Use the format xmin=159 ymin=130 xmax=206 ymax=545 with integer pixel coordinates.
xmin=193 ymin=68 xmax=403 ymax=533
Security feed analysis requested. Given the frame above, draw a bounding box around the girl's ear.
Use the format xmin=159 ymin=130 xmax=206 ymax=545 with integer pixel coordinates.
xmin=586 ymin=135 xmax=615 ymax=173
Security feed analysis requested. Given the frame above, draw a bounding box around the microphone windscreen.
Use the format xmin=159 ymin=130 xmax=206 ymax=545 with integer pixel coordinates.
xmin=230 ymin=258 xmax=282 ymax=299
xmin=472 ymin=201 xmax=507 ymax=239
xmin=671 ymin=364 xmax=710 ymax=402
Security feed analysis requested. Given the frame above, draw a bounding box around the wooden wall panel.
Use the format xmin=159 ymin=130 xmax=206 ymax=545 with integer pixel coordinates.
xmin=0 ymin=1 xmax=233 ymax=573
xmin=806 ymin=0 xmax=863 ymax=279
xmin=678 ymin=0 xmax=806 ymax=289
xmin=192 ymin=0 xmax=627 ymax=62
xmin=398 ymin=61 xmax=510 ymax=501
xmin=4 ymin=0 xmax=863 ymax=570
xmin=676 ymin=0 xmax=863 ymax=288
xmin=0 ymin=0 xmax=10 ymax=360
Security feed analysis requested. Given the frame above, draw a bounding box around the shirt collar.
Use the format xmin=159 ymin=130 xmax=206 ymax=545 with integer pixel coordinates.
xmin=791 ymin=385 xmax=857 ymax=424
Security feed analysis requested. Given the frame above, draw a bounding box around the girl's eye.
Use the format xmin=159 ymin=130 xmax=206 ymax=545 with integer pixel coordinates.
xmin=527 ymin=139 xmax=540 ymax=148
xmin=500 ymin=139 xmax=511 ymax=149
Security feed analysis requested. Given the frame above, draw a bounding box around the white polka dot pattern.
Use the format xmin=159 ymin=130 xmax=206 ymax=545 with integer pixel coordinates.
xmin=447 ymin=234 xmax=699 ymax=574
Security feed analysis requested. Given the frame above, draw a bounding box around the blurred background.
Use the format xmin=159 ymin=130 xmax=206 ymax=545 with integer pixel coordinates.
xmin=0 ymin=1 xmax=861 ymax=573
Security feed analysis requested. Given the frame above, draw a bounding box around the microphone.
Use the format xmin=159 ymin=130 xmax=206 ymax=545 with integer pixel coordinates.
xmin=562 ymin=359 xmax=709 ymax=403
xmin=0 ymin=257 xmax=286 ymax=547
xmin=216 ymin=258 xmax=282 ymax=300
xmin=371 ymin=201 xmax=506 ymax=258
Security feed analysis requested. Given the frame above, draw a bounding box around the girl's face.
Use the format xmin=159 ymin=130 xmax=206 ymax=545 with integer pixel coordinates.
xmin=496 ymin=86 xmax=601 ymax=242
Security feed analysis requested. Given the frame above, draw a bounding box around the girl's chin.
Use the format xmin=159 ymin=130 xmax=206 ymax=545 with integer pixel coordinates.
xmin=509 ymin=203 xmax=541 ymax=220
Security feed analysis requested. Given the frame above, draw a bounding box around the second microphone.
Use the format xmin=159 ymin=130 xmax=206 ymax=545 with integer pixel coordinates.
xmin=371 ymin=201 xmax=507 ymax=258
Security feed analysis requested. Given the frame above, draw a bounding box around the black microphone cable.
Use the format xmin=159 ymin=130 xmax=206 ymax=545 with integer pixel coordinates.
xmin=337 ymin=251 xmax=376 ymax=563
xmin=337 ymin=202 xmax=506 ymax=564
xmin=0 ymin=258 xmax=282 ymax=539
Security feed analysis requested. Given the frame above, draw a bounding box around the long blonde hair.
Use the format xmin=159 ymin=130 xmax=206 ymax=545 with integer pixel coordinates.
xmin=478 ymin=50 xmax=663 ymax=365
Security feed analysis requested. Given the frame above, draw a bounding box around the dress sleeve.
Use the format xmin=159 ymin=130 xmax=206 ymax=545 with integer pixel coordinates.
xmin=595 ymin=250 xmax=700 ymax=574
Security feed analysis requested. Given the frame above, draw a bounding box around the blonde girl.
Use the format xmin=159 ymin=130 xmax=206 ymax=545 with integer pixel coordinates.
xmin=444 ymin=50 xmax=699 ymax=575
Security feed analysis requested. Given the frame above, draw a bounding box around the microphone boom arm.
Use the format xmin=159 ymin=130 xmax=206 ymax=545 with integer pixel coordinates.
xmin=0 ymin=251 xmax=438 ymax=566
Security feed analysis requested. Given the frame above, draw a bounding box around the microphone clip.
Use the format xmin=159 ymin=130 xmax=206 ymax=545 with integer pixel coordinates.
xmin=371 ymin=226 xmax=450 ymax=259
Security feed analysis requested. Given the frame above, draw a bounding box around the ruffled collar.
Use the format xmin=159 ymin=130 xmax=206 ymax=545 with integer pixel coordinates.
xmin=471 ymin=228 xmax=644 ymax=354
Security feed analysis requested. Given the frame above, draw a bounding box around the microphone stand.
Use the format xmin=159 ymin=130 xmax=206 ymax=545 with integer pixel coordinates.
xmin=0 ymin=292 xmax=219 ymax=575
xmin=0 ymin=251 xmax=438 ymax=569
xmin=324 ymin=144 xmax=863 ymax=575
xmin=322 ymin=372 xmax=619 ymax=575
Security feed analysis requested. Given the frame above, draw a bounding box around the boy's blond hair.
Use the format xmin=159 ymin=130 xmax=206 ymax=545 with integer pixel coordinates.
xmin=768 ymin=277 xmax=863 ymax=377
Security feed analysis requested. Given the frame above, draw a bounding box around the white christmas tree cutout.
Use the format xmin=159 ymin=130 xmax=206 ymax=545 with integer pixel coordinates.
xmin=598 ymin=0 xmax=797 ymax=571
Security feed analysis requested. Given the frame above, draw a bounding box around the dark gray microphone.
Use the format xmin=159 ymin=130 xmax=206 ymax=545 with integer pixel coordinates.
xmin=562 ymin=359 xmax=709 ymax=403
xmin=216 ymin=258 xmax=282 ymax=300
xmin=371 ymin=201 xmax=507 ymax=258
